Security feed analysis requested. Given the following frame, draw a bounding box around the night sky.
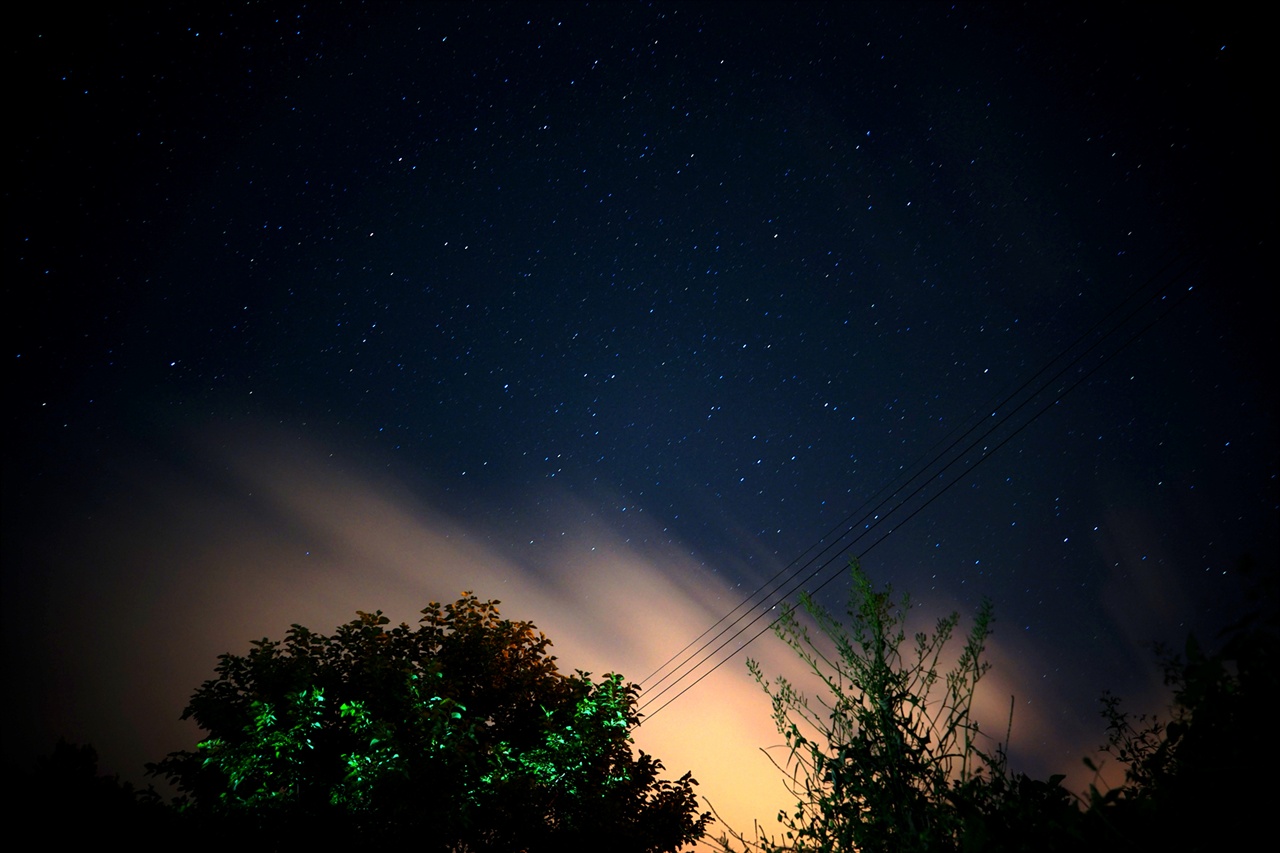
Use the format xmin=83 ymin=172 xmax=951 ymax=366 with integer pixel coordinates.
xmin=7 ymin=3 xmax=1274 ymax=842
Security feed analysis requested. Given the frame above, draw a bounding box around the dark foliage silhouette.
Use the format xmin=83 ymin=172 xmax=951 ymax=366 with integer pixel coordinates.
xmin=17 ymin=739 xmax=176 ymax=842
xmin=716 ymin=560 xmax=1022 ymax=852
xmin=718 ymin=558 xmax=1273 ymax=852
xmin=1084 ymin=558 xmax=1276 ymax=850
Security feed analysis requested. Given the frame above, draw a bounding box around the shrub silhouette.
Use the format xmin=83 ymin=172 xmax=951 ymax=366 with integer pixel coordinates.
xmin=720 ymin=557 xmax=1273 ymax=852
xmin=1084 ymin=564 xmax=1276 ymax=851
xmin=715 ymin=559 xmax=1009 ymax=852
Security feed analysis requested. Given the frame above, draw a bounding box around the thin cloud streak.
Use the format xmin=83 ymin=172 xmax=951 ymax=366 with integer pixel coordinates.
xmin=23 ymin=419 xmax=1113 ymax=844
xmin=32 ymin=421 xmax=795 ymax=839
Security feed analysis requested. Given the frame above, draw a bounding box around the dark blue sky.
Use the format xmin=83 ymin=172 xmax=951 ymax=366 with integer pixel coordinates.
xmin=7 ymin=2 xmax=1273 ymax=833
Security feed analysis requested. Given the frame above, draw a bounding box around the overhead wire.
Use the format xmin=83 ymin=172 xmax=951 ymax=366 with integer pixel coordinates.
xmin=636 ymin=248 xmax=1201 ymax=722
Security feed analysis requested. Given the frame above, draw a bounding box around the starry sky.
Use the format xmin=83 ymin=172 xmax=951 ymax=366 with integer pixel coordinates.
xmin=6 ymin=2 xmax=1274 ymax=842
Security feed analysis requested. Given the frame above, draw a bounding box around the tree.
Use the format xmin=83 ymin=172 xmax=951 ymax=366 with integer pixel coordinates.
xmin=719 ymin=559 xmax=1082 ymax=853
xmin=149 ymin=593 xmax=710 ymax=851
xmin=721 ymin=557 xmax=1278 ymax=853
xmin=1084 ymin=561 xmax=1277 ymax=851
xmin=16 ymin=739 xmax=177 ymax=842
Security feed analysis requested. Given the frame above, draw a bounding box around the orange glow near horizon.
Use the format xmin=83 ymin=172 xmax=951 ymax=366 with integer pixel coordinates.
xmin=40 ymin=422 xmax=1147 ymax=846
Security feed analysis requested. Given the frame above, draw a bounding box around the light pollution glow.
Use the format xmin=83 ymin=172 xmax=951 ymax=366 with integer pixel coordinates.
xmin=28 ymin=420 xmax=1150 ymax=846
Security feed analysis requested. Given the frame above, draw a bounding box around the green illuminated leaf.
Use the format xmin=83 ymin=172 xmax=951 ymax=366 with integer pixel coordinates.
xmin=150 ymin=592 xmax=710 ymax=849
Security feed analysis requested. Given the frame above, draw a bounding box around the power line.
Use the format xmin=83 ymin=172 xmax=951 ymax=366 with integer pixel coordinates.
xmin=636 ymin=249 xmax=1200 ymax=722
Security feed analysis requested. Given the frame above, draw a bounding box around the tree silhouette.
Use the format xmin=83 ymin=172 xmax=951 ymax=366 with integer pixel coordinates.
xmin=150 ymin=593 xmax=710 ymax=851
xmin=720 ymin=557 xmax=1275 ymax=853
xmin=18 ymin=739 xmax=176 ymax=842
xmin=1085 ymin=559 xmax=1276 ymax=851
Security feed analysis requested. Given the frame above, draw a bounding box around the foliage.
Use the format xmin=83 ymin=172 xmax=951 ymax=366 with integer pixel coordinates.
xmin=149 ymin=593 xmax=710 ymax=851
xmin=718 ymin=559 xmax=1096 ymax=853
xmin=19 ymin=739 xmax=177 ymax=841
xmin=718 ymin=559 xmax=1000 ymax=852
xmin=1084 ymin=570 xmax=1277 ymax=850
xmin=719 ymin=556 xmax=1275 ymax=852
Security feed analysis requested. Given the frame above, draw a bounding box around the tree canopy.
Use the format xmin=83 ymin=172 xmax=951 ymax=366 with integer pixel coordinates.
xmin=1085 ymin=562 xmax=1276 ymax=851
xmin=150 ymin=593 xmax=710 ymax=851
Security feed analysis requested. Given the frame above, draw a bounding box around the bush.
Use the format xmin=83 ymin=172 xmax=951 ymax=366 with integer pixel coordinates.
xmin=720 ymin=560 xmax=1088 ymax=853
xmin=723 ymin=557 xmax=1275 ymax=852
